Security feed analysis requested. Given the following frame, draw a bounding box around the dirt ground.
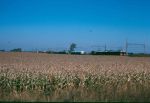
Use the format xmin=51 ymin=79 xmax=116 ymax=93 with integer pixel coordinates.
xmin=0 ymin=52 xmax=150 ymax=76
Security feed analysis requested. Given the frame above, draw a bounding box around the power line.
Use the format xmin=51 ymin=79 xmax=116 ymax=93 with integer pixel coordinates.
xmin=91 ymin=44 xmax=107 ymax=51
xmin=126 ymin=39 xmax=146 ymax=54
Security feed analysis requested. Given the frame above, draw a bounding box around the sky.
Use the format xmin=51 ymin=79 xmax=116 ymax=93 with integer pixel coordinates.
xmin=0 ymin=0 xmax=150 ymax=53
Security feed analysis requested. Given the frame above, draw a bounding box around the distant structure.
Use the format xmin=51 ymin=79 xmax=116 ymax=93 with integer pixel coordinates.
xmin=91 ymin=44 xmax=126 ymax=56
xmin=71 ymin=51 xmax=86 ymax=55
xmin=91 ymin=50 xmax=126 ymax=56
xmin=28 ymin=40 xmax=148 ymax=56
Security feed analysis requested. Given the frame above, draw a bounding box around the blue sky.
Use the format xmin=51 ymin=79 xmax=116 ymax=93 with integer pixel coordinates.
xmin=0 ymin=0 xmax=150 ymax=53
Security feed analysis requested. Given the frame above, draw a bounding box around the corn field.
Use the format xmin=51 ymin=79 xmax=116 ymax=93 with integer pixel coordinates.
xmin=0 ymin=52 xmax=150 ymax=102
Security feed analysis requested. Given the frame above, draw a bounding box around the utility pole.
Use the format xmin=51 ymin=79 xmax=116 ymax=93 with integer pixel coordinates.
xmin=144 ymin=43 xmax=146 ymax=54
xmin=125 ymin=39 xmax=128 ymax=55
xmin=104 ymin=44 xmax=107 ymax=52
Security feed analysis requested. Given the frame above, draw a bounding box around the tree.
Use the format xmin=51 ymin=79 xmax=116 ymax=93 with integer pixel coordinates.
xmin=0 ymin=50 xmax=5 ymax=52
xmin=69 ymin=43 xmax=76 ymax=53
xmin=10 ymin=48 xmax=22 ymax=52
